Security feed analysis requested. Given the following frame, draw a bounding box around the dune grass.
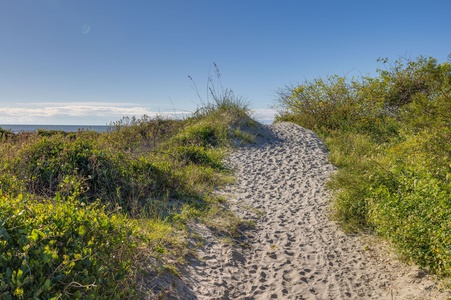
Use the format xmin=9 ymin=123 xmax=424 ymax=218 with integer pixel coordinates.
xmin=0 ymin=92 xmax=256 ymax=298
xmin=275 ymin=56 xmax=451 ymax=276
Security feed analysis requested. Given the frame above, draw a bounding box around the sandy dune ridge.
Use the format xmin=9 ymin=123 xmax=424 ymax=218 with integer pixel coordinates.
xmin=173 ymin=122 xmax=450 ymax=299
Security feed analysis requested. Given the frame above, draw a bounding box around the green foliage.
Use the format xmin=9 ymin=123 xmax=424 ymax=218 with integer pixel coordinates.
xmin=276 ymin=76 xmax=358 ymax=131
xmin=0 ymin=127 xmax=14 ymax=142
xmin=377 ymin=56 xmax=449 ymax=110
xmin=368 ymin=130 xmax=451 ymax=275
xmin=194 ymin=88 xmax=251 ymax=124
xmin=172 ymin=145 xmax=225 ymax=169
xmin=275 ymin=74 xmax=400 ymax=143
xmin=106 ymin=115 xmax=182 ymax=154
xmin=325 ymin=132 xmax=380 ymax=231
xmin=3 ymin=118 xmax=234 ymax=215
xmin=0 ymin=193 xmax=141 ymax=299
xmin=276 ymin=56 xmax=451 ymax=275
xmin=172 ymin=121 xmax=225 ymax=148
xmin=13 ymin=135 xmax=124 ymax=202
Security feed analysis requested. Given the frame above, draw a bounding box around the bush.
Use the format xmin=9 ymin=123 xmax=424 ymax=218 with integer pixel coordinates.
xmin=106 ymin=115 xmax=182 ymax=154
xmin=11 ymin=134 xmax=130 ymax=207
xmin=0 ymin=192 xmax=141 ymax=299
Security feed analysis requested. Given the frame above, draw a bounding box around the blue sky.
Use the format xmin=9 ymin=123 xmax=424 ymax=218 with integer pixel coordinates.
xmin=0 ymin=0 xmax=450 ymax=125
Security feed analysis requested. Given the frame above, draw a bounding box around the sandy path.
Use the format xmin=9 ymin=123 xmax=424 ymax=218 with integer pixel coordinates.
xmin=177 ymin=122 xmax=450 ymax=300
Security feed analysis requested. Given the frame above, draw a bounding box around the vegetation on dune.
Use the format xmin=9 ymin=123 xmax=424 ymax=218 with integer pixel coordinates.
xmin=0 ymin=90 xmax=255 ymax=298
xmin=275 ymin=56 xmax=451 ymax=276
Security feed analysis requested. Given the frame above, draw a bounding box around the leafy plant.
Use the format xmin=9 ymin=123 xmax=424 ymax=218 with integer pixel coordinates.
xmin=0 ymin=193 xmax=142 ymax=299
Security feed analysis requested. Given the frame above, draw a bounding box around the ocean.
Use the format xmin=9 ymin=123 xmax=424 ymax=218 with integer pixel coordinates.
xmin=0 ymin=124 xmax=111 ymax=134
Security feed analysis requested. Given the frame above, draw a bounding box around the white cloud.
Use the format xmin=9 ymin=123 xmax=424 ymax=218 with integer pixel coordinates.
xmin=0 ymin=102 xmax=277 ymax=125
xmin=0 ymin=102 xmax=190 ymax=125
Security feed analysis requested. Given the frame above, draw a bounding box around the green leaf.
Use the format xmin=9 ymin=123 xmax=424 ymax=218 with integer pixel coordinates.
xmin=43 ymin=278 xmax=51 ymax=290
xmin=29 ymin=229 xmax=39 ymax=242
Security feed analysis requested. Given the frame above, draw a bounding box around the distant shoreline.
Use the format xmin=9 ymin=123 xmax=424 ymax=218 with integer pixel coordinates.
xmin=0 ymin=124 xmax=111 ymax=134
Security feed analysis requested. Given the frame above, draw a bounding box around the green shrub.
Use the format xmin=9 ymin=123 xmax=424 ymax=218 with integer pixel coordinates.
xmin=172 ymin=121 xmax=224 ymax=148
xmin=106 ymin=115 xmax=182 ymax=154
xmin=325 ymin=132 xmax=379 ymax=231
xmin=365 ymin=129 xmax=451 ymax=274
xmin=0 ymin=192 xmax=142 ymax=299
xmin=170 ymin=145 xmax=224 ymax=169
xmin=377 ymin=56 xmax=449 ymax=110
xmin=0 ymin=127 xmax=14 ymax=142
xmin=12 ymin=135 xmax=127 ymax=204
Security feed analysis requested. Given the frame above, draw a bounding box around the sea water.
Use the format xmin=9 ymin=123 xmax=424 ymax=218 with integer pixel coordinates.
xmin=0 ymin=124 xmax=111 ymax=134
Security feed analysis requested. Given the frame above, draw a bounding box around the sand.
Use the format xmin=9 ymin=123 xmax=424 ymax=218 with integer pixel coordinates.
xmin=152 ymin=122 xmax=451 ymax=299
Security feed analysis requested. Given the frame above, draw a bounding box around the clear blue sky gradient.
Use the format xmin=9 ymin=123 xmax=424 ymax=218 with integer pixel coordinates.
xmin=1 ymin=0 xmax=450 ymax=124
